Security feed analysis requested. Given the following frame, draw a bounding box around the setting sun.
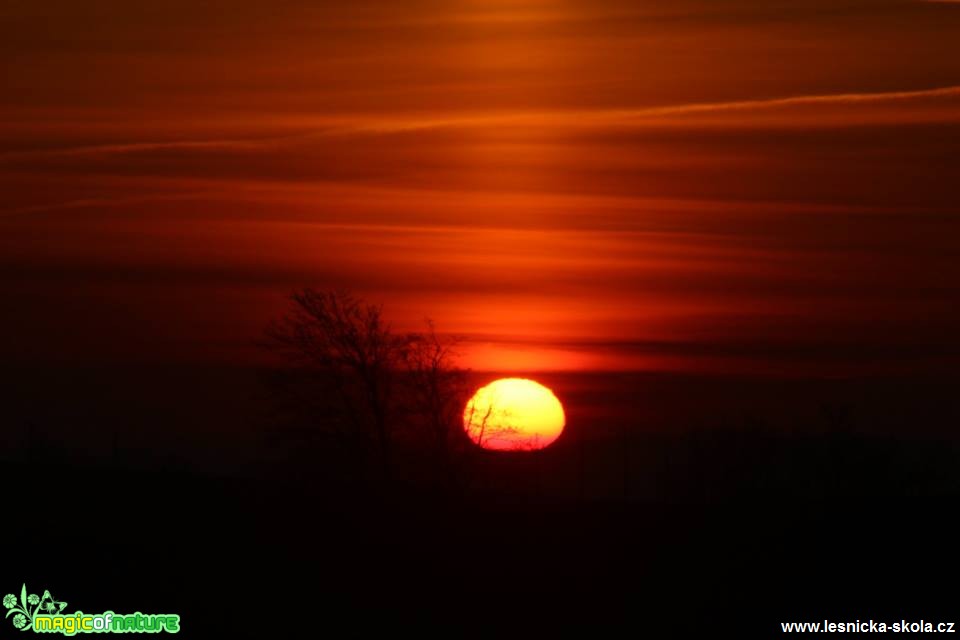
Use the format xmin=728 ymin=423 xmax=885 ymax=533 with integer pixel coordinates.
xmin=463 ymin=378 xmax=566 ymax=451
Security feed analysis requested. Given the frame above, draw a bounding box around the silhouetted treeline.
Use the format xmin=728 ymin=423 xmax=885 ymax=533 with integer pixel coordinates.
xmin=262 ymin=289 xmax=476 ymax=492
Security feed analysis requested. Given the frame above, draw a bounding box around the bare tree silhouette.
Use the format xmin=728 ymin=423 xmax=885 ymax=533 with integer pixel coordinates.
xmin=463 ymin=391 xmax=524 ymax=450
xmin=265 ymin=290 xmax=401 ymax=481
xmin=399 ymin=321 xmax=471 ymax=483
xmin=264 ymin=289 xmax=471 ymax=489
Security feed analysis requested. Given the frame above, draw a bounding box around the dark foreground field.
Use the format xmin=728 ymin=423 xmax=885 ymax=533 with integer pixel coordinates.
xmin=4 ymin=367 xmax=959 ymax=636
xmin=7 ymin=423 xmax=959 ymax=637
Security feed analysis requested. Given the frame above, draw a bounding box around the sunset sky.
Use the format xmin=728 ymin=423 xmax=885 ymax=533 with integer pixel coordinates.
xmin=3 ymin=0 xmax=959 ymax=374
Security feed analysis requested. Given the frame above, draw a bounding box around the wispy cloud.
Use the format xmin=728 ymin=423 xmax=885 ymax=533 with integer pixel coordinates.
xmin=334 ymin=85 xmax=960 ymax=134
xmin=0 ymin=137 xmax=289 ymax=162
xmin=5 ymin=85 xmax=958 ymax=162
xmin=611 ymin=84 xmax=960 ymax=117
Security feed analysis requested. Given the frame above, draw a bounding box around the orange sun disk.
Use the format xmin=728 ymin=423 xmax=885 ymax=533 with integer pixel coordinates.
xmin=463 ymin=378 xmax=566 ymax=451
